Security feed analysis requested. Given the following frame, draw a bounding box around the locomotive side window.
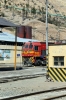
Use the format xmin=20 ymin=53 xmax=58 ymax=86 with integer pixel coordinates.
xmin=34 ymin=46 xmax=38 ymax=51
xmin=54 ymin=56 xmax=64 ymax=66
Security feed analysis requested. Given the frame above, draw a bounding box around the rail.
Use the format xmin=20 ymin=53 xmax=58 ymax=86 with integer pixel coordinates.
xmin=0 ymin=73 xmax=46 ymax=83
xmin=1 ymin=87 xmax=66 ymax=100
xmin=42 ymin=94 xmax=66 ymax=100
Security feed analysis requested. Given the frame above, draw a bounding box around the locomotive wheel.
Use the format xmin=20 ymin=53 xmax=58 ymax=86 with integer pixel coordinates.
xmin=34 ymin=60 xmax=41 ymax=66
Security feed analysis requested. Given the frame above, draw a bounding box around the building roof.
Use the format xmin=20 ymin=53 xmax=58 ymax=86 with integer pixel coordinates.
xmin=0 ymin=32 xmax=39 ymax=43
xmin=0 ymin=18 xmax=17 ymax=27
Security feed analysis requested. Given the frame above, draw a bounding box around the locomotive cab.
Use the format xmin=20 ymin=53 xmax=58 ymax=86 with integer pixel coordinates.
xmin=22 ymin=42 xmax=46 ymax=66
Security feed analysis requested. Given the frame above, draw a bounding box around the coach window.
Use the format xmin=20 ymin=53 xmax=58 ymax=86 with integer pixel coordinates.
xmin=54 ymin=56 xmax=64 ymax=66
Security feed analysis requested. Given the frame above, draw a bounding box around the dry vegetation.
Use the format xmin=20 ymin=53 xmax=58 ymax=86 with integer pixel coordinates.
xmin=0 ymin=0 xmax=66 ymax=42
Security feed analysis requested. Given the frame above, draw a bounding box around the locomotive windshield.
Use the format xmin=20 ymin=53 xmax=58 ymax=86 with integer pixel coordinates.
xmin=29 ymin=43 xmax=33 ymax=49
xmin=23 ymin=43 xmax=33 ymax=49
xmin=23 ymin=44 xmax=28 ymax=49
xmin=25 ymin=45 xmax=28 ymax=48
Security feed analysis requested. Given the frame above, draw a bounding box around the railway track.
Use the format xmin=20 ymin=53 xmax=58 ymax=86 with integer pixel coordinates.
xmin=43 ymin=94 xmax=66 ymax=100
xmin=0 ymin=73 xmax=46 ymax=83
xmin=1 ymin=87 xmax=66 ymax=100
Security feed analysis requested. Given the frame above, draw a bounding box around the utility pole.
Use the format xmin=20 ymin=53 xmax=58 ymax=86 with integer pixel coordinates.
xmin=46 ymin=0 xmax=49 ymax=80
xmin=14 ymin=27 xmax=17 ymax=70
xmin=12 ymin=0 xmax=14 ymax=19
xmin=27 ymin=0 xmax=29 ymax=18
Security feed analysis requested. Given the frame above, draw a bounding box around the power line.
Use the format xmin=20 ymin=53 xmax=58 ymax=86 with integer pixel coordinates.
xmin=1 ymin=2 xmax=66 ymax=19
xmin=48 ymin=13 xmax=66 ymax=18
xmin=6 ymin=5 xmax=66 ymax=18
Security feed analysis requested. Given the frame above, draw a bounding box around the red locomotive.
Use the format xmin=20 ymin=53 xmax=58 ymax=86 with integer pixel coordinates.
xmin=22 ymin=42 xmax=46 ymax=66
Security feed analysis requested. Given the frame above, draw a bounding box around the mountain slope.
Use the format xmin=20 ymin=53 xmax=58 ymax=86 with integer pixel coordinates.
xmin=0 ymin=0 xmax=66 ymax=42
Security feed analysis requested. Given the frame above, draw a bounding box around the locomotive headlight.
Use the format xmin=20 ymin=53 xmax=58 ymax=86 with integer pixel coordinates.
xmin=28 ymin=50 xmax=30 ymax=53
xmin=28 ymin=50 xmax=32 ymax=53
xmin=28 ymin=50 xmax=34 ymax=53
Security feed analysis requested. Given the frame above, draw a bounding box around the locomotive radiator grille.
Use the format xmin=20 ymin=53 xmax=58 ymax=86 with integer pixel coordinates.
xmin=29 ymin=57 xmax=34 ymax=63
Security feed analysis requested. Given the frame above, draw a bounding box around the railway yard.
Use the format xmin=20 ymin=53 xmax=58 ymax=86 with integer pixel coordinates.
xmin=0 ymin=66 xmax=66 ymax=100
xmin=0 ymin=0 xmax=66 ymax=99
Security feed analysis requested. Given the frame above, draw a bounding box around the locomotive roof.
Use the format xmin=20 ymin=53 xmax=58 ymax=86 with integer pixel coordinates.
xmin=24 ymin=42 xmax=41 ymax=45
xmin=24 ymin=41 xmax=54 ymax=45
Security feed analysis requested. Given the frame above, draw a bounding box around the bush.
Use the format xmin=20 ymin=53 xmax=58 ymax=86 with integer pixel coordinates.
xmin=6 ymin=5 xmax=8 ymax=9
xmin=1 ymin=12 xmax=5 ymax=17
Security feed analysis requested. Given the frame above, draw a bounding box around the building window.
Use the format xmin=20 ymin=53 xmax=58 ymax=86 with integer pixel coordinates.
xmin=54 ymin=56 xmax=64 ymax=66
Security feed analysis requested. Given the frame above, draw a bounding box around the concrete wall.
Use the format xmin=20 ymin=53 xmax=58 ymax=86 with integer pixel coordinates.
xmin=0 ymin=45 xmax=22 ymax=64
xmin=49 ymin=45 xmax=66 ymax=68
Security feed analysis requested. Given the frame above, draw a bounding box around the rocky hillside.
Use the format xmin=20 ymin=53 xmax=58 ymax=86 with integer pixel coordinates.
xmin=0 ymin=0 xmax=66 ymax=42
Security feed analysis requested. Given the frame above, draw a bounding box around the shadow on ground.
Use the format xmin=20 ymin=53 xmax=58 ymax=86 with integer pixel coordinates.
xmin=0 ymin=67 xmax=23 ymax=71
